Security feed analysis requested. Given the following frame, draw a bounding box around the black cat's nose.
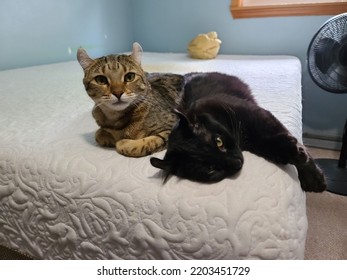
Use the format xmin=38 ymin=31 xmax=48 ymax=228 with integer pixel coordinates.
xmin=233 ymin=158 xmax=243 ymax=170
xmin=112 ymin=91 xmax=124 ymax=100
xmin=236 ymin=159 xmax=243 ymax=169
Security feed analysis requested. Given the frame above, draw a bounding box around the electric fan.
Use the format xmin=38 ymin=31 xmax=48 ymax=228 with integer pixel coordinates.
xmin=307 ymin=13 xmax=347 ymax=196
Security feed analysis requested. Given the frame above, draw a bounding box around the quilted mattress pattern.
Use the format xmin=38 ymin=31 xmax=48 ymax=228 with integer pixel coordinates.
xmin=0 ymin=53 xmax=306 ymax=259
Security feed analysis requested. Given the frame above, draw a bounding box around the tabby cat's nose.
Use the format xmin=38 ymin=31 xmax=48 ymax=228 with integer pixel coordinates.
xmin=112 ymin=91 xmax=124 ymax=100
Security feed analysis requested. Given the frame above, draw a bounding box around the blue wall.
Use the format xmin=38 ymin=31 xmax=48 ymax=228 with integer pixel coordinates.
xmin=1 ymin=0 xmax=346 ymax=143
xmin=0 ymin=0 xmax=133 ymax=70
xmin=132 ymin=0 xmax=346 ymax=144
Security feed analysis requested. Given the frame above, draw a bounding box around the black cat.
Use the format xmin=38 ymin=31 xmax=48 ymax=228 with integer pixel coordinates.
xmin=150 ymin=72 xmax=327 ymax=192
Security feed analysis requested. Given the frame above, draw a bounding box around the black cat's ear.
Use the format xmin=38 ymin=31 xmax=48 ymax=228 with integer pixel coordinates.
xmin=77 ymin=47 xmax=95 ymax=71
xmin=174 ymin=109 xmax=189 ymax=126
xmin=150 ymin=157 xmax=173 ymax=183
xmin=150 ymin=157 xmax=171 ymax=171
xmin=131 ymin=42 xmax=143 ymax=65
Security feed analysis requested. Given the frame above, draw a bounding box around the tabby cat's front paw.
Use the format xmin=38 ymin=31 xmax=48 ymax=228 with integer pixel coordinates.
xmin=95 ymin=128 xmax=115 ymax=147
xmin=116 ymin=135 xmax=166 ymax=157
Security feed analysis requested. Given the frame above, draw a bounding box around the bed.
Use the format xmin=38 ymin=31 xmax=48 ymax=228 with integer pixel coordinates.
xmin=0 ymin=52 xmax=306 ymax=259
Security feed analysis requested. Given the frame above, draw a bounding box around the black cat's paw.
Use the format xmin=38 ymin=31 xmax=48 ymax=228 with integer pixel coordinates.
xmin=280 ymin=139 xmax=310 ymax=165
xmin=296 ymin=158 xmax=327 ymax=192
xmin=296 ymin=145 xmax=310 ymax=164
xmin=286 ymin=142 xmax=326 ymax=192
xmin=269 ymin=133 xmax=303 ymax=164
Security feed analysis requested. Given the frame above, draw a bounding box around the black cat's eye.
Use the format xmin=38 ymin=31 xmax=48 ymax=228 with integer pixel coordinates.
xmin=95 ymin=75 xmax=108 ymax=85
xmin=215 ymin=136 xmax=226 ymax=152
xmin=124 ymin=72 xmax=136 ymax=82
xmin=207 ymin=165 xmax=216 ymax=175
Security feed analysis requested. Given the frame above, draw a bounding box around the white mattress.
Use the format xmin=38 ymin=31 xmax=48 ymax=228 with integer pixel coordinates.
xmin=0 ymin=53 xmax=306 ymax=259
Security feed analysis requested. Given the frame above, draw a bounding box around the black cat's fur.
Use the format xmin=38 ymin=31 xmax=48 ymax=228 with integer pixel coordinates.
xmin=150 ymin=72 xmax=327 ymax=192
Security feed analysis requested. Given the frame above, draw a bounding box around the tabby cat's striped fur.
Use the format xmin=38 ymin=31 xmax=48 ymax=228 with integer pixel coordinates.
xmin=77 ymin=43 xmax=184 ymax=157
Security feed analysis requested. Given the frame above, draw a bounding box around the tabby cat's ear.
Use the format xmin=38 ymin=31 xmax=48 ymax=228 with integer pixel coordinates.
xmin=77 ymin=47 xmax=95 ymax=71
xmin=131 ymin=42 xmax=143 ymax=65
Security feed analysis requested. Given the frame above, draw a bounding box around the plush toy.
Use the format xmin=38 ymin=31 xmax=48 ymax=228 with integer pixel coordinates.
xmin=188 ymin=31 xmax=222 ymax=59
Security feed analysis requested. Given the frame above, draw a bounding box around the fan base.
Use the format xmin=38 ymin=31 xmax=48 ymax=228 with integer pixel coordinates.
xmin=316 ymin=158 xmax=347 ymax=196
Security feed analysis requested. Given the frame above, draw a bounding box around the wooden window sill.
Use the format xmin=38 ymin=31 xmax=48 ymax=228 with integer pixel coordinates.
xmin=230 ymin=0 xmax=347 ymax=18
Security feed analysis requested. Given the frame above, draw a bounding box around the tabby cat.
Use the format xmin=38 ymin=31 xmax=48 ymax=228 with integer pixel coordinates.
xmin=77 ymin=43 xmax=184 ymax=157
xmin=150 ymin=72 xmax=327 ymax=192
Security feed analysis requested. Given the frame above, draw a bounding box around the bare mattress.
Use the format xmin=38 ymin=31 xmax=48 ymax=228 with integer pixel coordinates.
xmin=0 ymin=53 xmax=307 ymax=259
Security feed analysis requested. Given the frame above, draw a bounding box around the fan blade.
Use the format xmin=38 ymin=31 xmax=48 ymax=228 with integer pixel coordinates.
xmin=338 ymin=35 xmax=347 ymax=67
xmin=314 ymin=37 xmax=338 ymax=74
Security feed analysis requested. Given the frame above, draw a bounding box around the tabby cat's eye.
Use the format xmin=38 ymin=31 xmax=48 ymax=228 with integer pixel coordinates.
xmin=215 ymin=136 xmax=226 ymax=151
xmin=95 ymin=75 xmax=108 ymax=85
xmin=124 ymin=72 xmax=136 ymax=82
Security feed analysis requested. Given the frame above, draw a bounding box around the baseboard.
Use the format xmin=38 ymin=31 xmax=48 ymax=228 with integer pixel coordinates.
xmin=303 ymin=136 xmax=342 ymax=151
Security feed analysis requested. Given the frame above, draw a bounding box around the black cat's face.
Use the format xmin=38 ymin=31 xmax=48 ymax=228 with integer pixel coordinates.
xmin=150 ymin=110 xmax=244 ymax=183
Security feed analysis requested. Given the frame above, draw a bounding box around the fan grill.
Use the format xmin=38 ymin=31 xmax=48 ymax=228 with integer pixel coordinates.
xmin=308 ymin=13 xmax=347 ymax=93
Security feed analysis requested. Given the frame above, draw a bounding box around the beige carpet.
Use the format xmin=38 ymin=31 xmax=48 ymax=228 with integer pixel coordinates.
xmin=305 ymin=147 xmax=347 ymax=260
xmin=305 ymin=191 xmax=347 ymax=259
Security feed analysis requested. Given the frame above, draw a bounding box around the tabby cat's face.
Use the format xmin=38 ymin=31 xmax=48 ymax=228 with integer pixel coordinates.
xmin=77 ymin=43 xmax=148 ymax=111
xmin=150 ymin=110 xmax=244 ymax=183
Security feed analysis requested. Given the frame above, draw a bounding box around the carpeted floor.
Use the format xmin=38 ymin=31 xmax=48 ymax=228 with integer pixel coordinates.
xmin=0 ymin=244 xmax=34 ymax=260
xmin=305 ymin=147 xmax=347 ymax=260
